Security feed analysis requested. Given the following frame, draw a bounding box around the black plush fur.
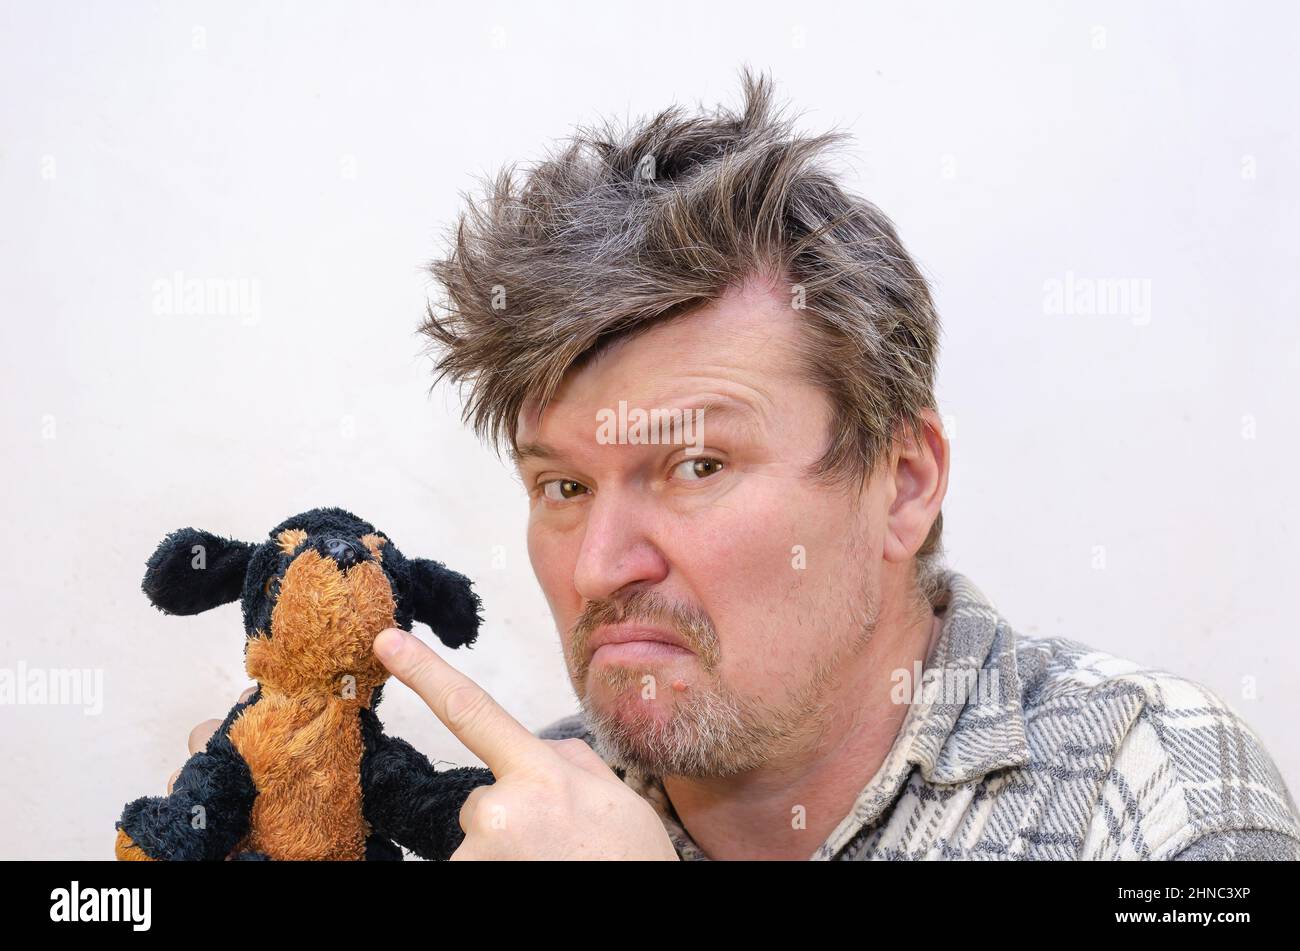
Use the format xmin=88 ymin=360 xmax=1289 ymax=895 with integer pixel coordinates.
xmin=360 ymin=701 xmax=496 ymax=859
xmin=116 ymin=507 xmax=496 ymax=861
xmin=143 ymin=529 xmax=256 ymax=616
xmin=120 ymin=688 xmax=261 ymax=860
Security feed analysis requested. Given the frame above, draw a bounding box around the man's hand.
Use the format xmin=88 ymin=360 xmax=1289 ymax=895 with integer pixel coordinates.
xmin=372 ymin=626 xmax=680 ymax=861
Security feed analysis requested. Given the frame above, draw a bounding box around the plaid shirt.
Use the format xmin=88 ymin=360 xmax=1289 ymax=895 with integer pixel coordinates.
xmin=537 ymin=571 xmax=1300 ymax=860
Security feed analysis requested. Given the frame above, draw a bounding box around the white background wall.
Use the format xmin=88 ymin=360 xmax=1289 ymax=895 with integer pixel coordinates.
xmin=2 ymin=1 xmax=1297 ymax=859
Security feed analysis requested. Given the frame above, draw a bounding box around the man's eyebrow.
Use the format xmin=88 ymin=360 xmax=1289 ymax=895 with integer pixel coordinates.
xmin=510 ymin=440 xmax=562 ymax=466
xmin=510 ymin=396 xmax=766 ymax=467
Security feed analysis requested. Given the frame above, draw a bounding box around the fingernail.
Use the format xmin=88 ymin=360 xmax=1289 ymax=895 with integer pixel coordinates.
xmin=374 ymin=628 xmax=406 ymax=660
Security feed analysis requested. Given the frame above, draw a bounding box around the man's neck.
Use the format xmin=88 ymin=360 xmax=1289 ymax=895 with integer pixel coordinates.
xmin=660 ymin=597 xmax=944 ymax=860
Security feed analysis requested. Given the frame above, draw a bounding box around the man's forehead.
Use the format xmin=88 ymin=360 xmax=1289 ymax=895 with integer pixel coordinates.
xmin=514 ymin=278 xmax=802 ymax=452
xmin=513 ymin=393 xmax=765 ymax=464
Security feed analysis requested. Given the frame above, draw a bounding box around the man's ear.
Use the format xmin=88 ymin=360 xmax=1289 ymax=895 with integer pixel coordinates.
xmin=142 ymin=528 xmax=255 ymax=616
xmin=407 ymin=558 xmax=483 ymax=648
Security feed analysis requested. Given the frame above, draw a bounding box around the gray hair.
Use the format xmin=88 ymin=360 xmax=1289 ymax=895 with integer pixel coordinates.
xmin=421 ymin=66 xmax=947 ymax=609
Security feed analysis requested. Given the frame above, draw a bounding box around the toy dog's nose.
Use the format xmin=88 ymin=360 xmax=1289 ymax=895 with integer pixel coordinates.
xmin=322 ymin=537 xmax=362 ymax=569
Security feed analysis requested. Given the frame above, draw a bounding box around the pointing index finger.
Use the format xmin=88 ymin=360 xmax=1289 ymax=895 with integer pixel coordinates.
xmin=373 ymin=627 xmax=543 ymax=776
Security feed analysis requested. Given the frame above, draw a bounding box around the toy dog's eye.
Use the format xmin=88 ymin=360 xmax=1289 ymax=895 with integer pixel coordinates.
xmin=263 ymin=576 xmax=275 ymax=596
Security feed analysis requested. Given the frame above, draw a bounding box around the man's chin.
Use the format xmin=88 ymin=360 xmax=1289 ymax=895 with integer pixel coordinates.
xmin=583 ymin=666 xmax=688 ymax=719
xmin=578 ymin=693 xmax=689 ymax=778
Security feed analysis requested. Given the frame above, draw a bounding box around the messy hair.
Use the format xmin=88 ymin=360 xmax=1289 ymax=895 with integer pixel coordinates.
xmin=420 ymin=66 xmax=947 ymax=609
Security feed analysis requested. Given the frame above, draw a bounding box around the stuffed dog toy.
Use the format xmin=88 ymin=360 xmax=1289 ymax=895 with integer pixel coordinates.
xmin=114 ymin=507 xmax=494 ymax=861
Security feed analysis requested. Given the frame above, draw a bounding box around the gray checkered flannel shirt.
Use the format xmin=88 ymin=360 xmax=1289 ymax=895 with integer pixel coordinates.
xmin=537 ymin=571 xmax=1300 ymax=860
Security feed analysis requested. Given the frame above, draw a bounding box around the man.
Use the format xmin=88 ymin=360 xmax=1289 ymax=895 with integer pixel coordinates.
xmin=181 ymin=70 xmax=1300 ymax=860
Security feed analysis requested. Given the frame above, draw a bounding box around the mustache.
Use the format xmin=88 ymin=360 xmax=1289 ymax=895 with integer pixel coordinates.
xmin=568 ymin=588 xmax=720 ymax=670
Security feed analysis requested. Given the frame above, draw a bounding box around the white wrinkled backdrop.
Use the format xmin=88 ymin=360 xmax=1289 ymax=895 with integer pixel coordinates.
xmin=2 ymin=1 xmax=1297 ymax=859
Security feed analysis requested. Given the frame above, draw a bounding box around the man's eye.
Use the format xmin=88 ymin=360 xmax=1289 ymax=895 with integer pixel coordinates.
xmin=672 ymin=457 xmax=725 ymax=481
xmin=541 ymin=479 xmax=589 ymax=501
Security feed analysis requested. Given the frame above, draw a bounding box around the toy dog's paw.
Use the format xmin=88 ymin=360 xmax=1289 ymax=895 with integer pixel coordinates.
xmin=114 ymin=827 xmax=157 ymax=861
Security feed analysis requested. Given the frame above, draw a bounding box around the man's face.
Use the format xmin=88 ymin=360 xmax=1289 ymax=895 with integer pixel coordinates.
xmin=516 ymin=274 xmax=892 ymax=779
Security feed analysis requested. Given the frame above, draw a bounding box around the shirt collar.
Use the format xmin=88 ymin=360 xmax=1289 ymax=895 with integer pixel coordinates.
xmin=904 ymin=569 xmax=1031 ymax=785
xmin=622 ymin=569 xmax=1031 ymax=860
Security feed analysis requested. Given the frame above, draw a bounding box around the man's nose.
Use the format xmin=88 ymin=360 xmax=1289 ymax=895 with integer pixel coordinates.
xmin=320 ymin=536 xmax=364 ymax=569
xmin=571 ymin=495 xmax=668 ymax=602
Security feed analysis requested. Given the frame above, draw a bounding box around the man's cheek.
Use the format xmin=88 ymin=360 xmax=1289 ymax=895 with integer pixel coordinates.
xmin=529 ymin=528 xmax=578 ymax=609
xmin=700 ymin=484 xmax=807 ymax=569
xmin=525 ymin=521 xmax=549 ymax=581
xmin=720 ymin=631 xmax=783 ymax=688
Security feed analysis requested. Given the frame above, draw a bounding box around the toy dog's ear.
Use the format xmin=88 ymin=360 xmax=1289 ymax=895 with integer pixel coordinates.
xmin=142 ymin=528 xmax=255 ymax=616
xmin=407 ymin=559 xmax=483 ymax=648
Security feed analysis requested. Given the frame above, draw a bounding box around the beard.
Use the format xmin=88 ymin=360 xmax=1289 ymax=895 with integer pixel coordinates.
xmin=565 ymin=585 xmax=879 ymax=780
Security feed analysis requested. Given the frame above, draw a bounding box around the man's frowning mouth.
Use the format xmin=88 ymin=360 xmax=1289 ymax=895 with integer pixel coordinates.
xmin=568 ymin=589 xmax=720 ymax=677
xmin=587 ymin=622 xmax=696 ymax=664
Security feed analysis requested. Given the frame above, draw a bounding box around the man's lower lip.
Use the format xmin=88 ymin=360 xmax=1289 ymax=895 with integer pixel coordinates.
xmin=591 ymin=641 xmax=693 ymax=664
